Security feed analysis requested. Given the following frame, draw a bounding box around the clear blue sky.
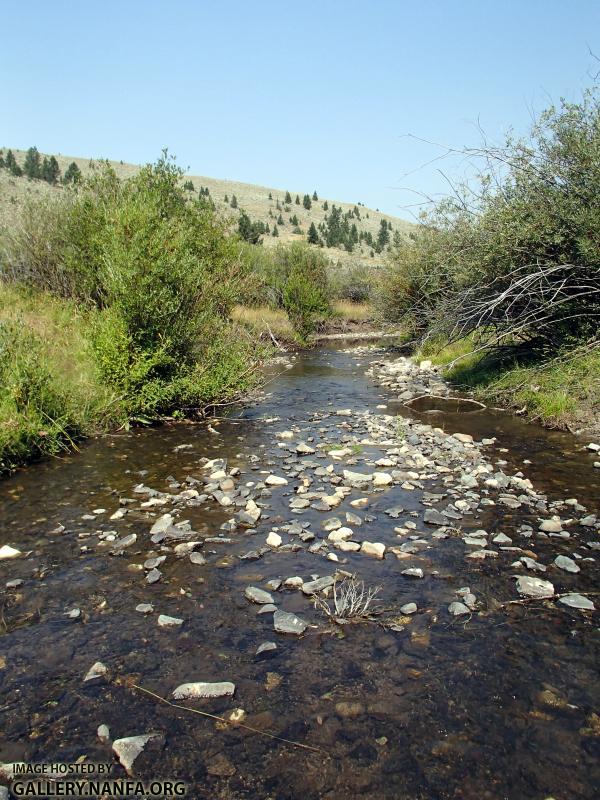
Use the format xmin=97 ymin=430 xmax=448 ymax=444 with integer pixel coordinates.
xmin=2 ymin=0 xmax=598 ymax=218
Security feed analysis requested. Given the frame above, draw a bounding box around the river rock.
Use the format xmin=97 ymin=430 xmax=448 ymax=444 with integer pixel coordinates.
xmin=328 ymin=527 xmax=353 ymax=542
xmin=150 ymin=514 xmax=173 ymax=536
xmin=558 ymin=593 xmax=595 ymax=610
xmin=539 ymin=519 xmax=563 ymax=533
xmin=265 ymin=475 xmax=288 ymax=486
xmin=554 ymin=555 xmax=580 ymax=573
xmin=189 ymin=552 xmax=207 ymax=565
xmin=157 ymin=614 xmax=183 ymax=627
xmin=97 ymin=724 xmax=111 ymax=743
xmin=266 ymin=532 xmax=282 ymax=547
xmin=343 ymin=470 xmax=373 ymax=487
xmin=245 ymin=586 xmax=274 ymax=604
xmin=323 ymin=517 xmax=342 ymax=532
xmin=401 ymin=567 xmax=424 ymax=578
xmin=256 ymin=641 xmax=278 ymax=656
xmin=296 ymin=443 xmax=316 ymax=454
xmin=423 ymin=509 xmax=446 ymax=526
xmin=0 ymin=545 xmax=21 ymax=560
xmin=172 ymin=681 xmax=235 ymax=700
xmin=373 ymin=472 xmax=393 ymax=486
xmin=146 ymin=568 xmax=162 ymax=584
xmin=400 ymin=602 xmax=417 ymax=614
xmin=112 ymin=733 xmax=162 ymax=775
xmin=301 ymin=576 xmax=335 ymax=594
xmin=515 ymin=576 xmax=554 ymax=598
xmin=360 ymin=541 xmax=386 ymax=559
xmin=273 ymin=610 xmax=308 ymax=635
xmin=136 ymin=603 xmax=154 ymax=614
xmin=448 ymin=601 xmax=471 ymax=616
xmin=83 ymin=661 xmax=108 ymax=682
xmin=453 ymin=433 xmax=474 ymax=444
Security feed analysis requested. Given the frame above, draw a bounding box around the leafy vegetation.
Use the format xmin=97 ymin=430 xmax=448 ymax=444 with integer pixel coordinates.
xmin=378 ymin=86 xmax=600 ymax=430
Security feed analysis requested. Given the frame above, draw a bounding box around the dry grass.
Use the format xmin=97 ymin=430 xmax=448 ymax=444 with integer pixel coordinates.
xmin=232 ymin=305 xmax=296 ymax=343
xmin=0 ymin=148 xmax=415 ymax=269
xmin=332 ymin=300 xmax=373 ymax=321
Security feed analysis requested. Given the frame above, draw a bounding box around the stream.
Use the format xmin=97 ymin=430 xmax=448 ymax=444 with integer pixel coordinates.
xmin=1 ymin=341 xmax=599 ymax=800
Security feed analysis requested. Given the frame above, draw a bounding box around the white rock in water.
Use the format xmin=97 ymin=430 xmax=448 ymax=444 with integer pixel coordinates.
xmin=157 ymin=614 xmax=183 ymax=627
xmin=493 ymin=533 xmax=512 ymax=545
xmin=266 ymin=532 xmax=282 ymax=548
xmin=453 ymin=433 xmax=474 ymax=444
xmin=301 ymin=576 xmax=335 ymax=595
xmin=172 ymin=681 xmax=235 ymax=700
xmin=244 ymin=586 xmax=274 ymax=604
xmin=244 ymin=499 xmax=261 ymax=523
xmin=277 ymin=431 xmax=294 ymax=440
xmin=558 ymin=593 xmax=595 ymax=611
xmin=83 ymin=661 xmax=108 ymax=682
xmin=400 ymin=603 xmax=417 ymax=615
xmin=539 ymin=519 xmax=563 ymax=533
xmin=97 ymin=724 xmax=110 ymax=743
xmin=0 ymin=545 xmax=21 ymax=560
xmin=554 ymin=555 xmax=580 ymax=573
xmin=515 ymin=576 xmax=554 ymax=598
xmin=401 ymin=567 xmax=424 ymax=578
xmin=343 ymin=470 xmax=373 ymax=486
xmin=586 ymin=442 xmax=600 ymax=452
xmin=265 ymin=475 xmax=288 ymax=486
xmin=372 ymin=472 xmax=393 ymax=486
xmin=149 ymin=514 xmax=174 ymax=535
xmin=360 ymin=541 xmax=386 ymax=559
xmin=328 ymin=527 xmax=353 ymax=542
xmin=136 ymin=603 xmax=154 ymax=614
xmin=273 ymin=610 xmax=308 ymax=635
xmin=112 ymin=733 xmax=162 ymax=774
xmin=448 ymin=601 xmax=471 ymax=616
xmin=336 ymin=541 xmax=361 ymax=552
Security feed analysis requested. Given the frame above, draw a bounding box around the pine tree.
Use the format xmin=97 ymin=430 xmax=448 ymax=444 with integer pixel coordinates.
xmin=230 ymin=195 xmax=238 ymax=208
xmin=62 ymin=161 xmax=82 ymax=186
xmin=376 ymin=218 xmax=390 ymax=251
xmin=312 ymin=190 xmax=318 ymax=201
xmin=272 ymin=224 xmax=279 ymax=237
xmin=224 ymin=194 xmax=229 ymax=202
xmin=5 ymin=149 xmax=22 ymax=176
xmin=277 ymin=213 xmax=284 ymax=225
xmin=183 ymin=179 xmax=195 ymax=191
xmin=23 ymin=147 xmax=42 ymax=179
xmin=285 ymin=191 xmax=292 ymax=204
xmin=41 ymin=155 xmax=60 ymax=184
xmin=268 ymin=192 xmax=273 ymax=200
xmin=295 ymin=194 xmax=300 ymax=205
xmin=323 ymin=200 xmax=328 ymax=211
xmin=303 ymin=194 xmax=312 ymax=210
xmin=0 ymin=150 xmax=4 ymax=169
xmin=307 ymin=222 xmax=319 ymax=245
xmin=276 ymin=199 xmax=281 ymax=210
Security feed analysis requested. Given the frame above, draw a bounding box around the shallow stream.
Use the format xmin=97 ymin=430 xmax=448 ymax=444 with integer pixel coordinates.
xmin=1 ymin=342 xmax=598 ymax=799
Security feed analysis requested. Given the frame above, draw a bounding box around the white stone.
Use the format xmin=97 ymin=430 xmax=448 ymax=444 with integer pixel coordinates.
xmin=373 ymin=472 xmax=393 ymax=486
xmin=360 ymin=541 xmax=386 ymax=559
xmin=83 ymin=661 xmax=108 ymax=682
xmin=265 ymin=475 xmax=288 ymax=486
xmin=266 ymin=532 xmax=282 ymax=548
xmin=157 ymin=614 xmax=183 ymax=627
xmin=0 ymin=545 xmax=21 ymax=560
xmin=172 ymin=681 xmax=235 ymax=700
xmin=515 ymin=576 xmax=554 ymax=598
xmin=112 ymin=734 xmax=162 ymax=775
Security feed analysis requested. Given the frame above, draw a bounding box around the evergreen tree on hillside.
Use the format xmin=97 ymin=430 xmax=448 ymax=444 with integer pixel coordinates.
xmin=277 ymin=213 xmax=284 ymax=225
xmin=230 ymin=194 xmax=238 ymax=208
xmin=5 ymin=149 xmax=22 ymax=176
xmin=41 ymin=155 xmax=60 ymax=184
xmin=312 ymin=190 xmax=318 ymax=201
xmin=268 ymin=192 xmax=273 ymax=200
xmin=224 ymin=194 xmax=229 ymax=202
xmin=307 ymin=222 xmax=319 ymax=245
xmin=285 ymin=191 xmax=292 ymax=203
xmin=238 ymin=210 xmax=264 ymax=244
xmin=63 ymin=161 xmax=82 ymax=185
xmin=322 ymin=200 xmax=328 ymax=211
xmin=0 ymin=150 xmax=4 ymax=169
xmin=23 ymin=147 xmax=42 ymax=179
xmin=295 ymin=194 xmax=300 ymax=204
xmin=183 ymin=179 xmax=195 ymax=191
xmin=272 ymin=224 xmax=279 ymax=237
xmin=375 ymin=218 xmax=390 ymax=252
xmin=303 ymin=194 xmax=312 ymax=210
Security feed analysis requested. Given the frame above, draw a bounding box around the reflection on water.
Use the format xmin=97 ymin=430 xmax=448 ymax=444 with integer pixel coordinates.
xmin=0 ymin=341 xmax=598 ymax=799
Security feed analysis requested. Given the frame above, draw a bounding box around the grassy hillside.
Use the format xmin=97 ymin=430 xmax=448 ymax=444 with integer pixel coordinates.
xmin=0 ymin=147 xmax=414 ymax=269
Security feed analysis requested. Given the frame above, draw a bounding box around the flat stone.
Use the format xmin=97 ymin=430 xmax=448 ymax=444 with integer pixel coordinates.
xmin=245 ymin=586 xmax=274 ymax=605
xmin=323 ymin=517 xmax=343 ymax=532
xmin=401 ymin=568 xmax=423 ymax=578
xmin=448 ymin=601 xmax=471 ymax=616
xmin=554 ymin=555 xmax=580 ymax=573
xmin=539 ymin=519 xmax=563 ymax=533
xmin=493 ymin=533 xmax=513 ymax=545
xmin=558 ymin=593 xmax=595 ymax=611
xmin=157 ymin=614 xmax=183 ymax=627
xmin=0 ymin=545 xmax=21 ymax=560
xmin=373 ymin=472 xmax=393 ymax=486
xmin=136 ymin=603 xmax=154 ymax=614
xmin=400 ymin=603 xmax=417 ymax=615
xmin=328 ymin=527 xmax=353 ymax=542
xmin=336 ymin=541 xmax=361 ymax=551
xmin=273 ymin=610 xmax=308 ymax=635
xmin=189 ymin=552 xmax=207 ymax=565
xmin=266 ymin=532 xmax=282 ymax=547
xmin=172 ymin=681 xmax=235 ymax=700
xmin=112 ymin=733 xmax=162 ymax=775
xmin=256 ymin=641 xmax=278 ymax=656
xmin=453 ymin=433 xmax=474 ymax=444
xmin=146 ymin=568 xmax=162 ymax=584
xmin=296 ymin=443 xmax=316 ymax=454
xmin=423 ymin=509 xmax=446 ymax=526
xmin=265 ymin=475 xmax=288 ymax=486
xmin=343 ymin=470 xmax=373 ymax=486
xmin=301 ymin=576 xmax=335 ymax=594
xmin=515 ymin=576 xmax=554 ymax=598
xmin=83 ymin=661 xmax=108 ymax=682
xmin=150 ymin=514 xmax=174 ymax=536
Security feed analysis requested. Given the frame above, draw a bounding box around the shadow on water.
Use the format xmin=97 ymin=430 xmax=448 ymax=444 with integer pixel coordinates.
xmin=0 ymin=340 xmax=598 ymax=799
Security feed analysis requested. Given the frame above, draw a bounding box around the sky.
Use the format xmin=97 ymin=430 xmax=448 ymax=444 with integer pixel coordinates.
xmin=2 ymin=0 xmax=599 ymax=219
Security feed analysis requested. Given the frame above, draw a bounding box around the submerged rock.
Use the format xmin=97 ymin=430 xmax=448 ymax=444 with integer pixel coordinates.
xmin=515 ymin=576 xmax=554 ymax=599
xmin=172 ymin=681 xmax=235 ymax=700
xmin=112 ymin=733 xmax=162 ymax=775
xmin=245 ymin=586 xmax=274 ymax=605
xmin=360 ymin=541 xmax=386 ymax=559
xmin=558 ymin=593 xmax=595 ymax=610
xmin=273 ymin=610 xmax=308 ymax=635
xmin=554 ymin=555 xmax=580 ymax=573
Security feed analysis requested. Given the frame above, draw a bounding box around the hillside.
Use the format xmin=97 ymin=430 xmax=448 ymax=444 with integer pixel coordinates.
xmin=0 ymin=147 xmax=414 ymax=268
